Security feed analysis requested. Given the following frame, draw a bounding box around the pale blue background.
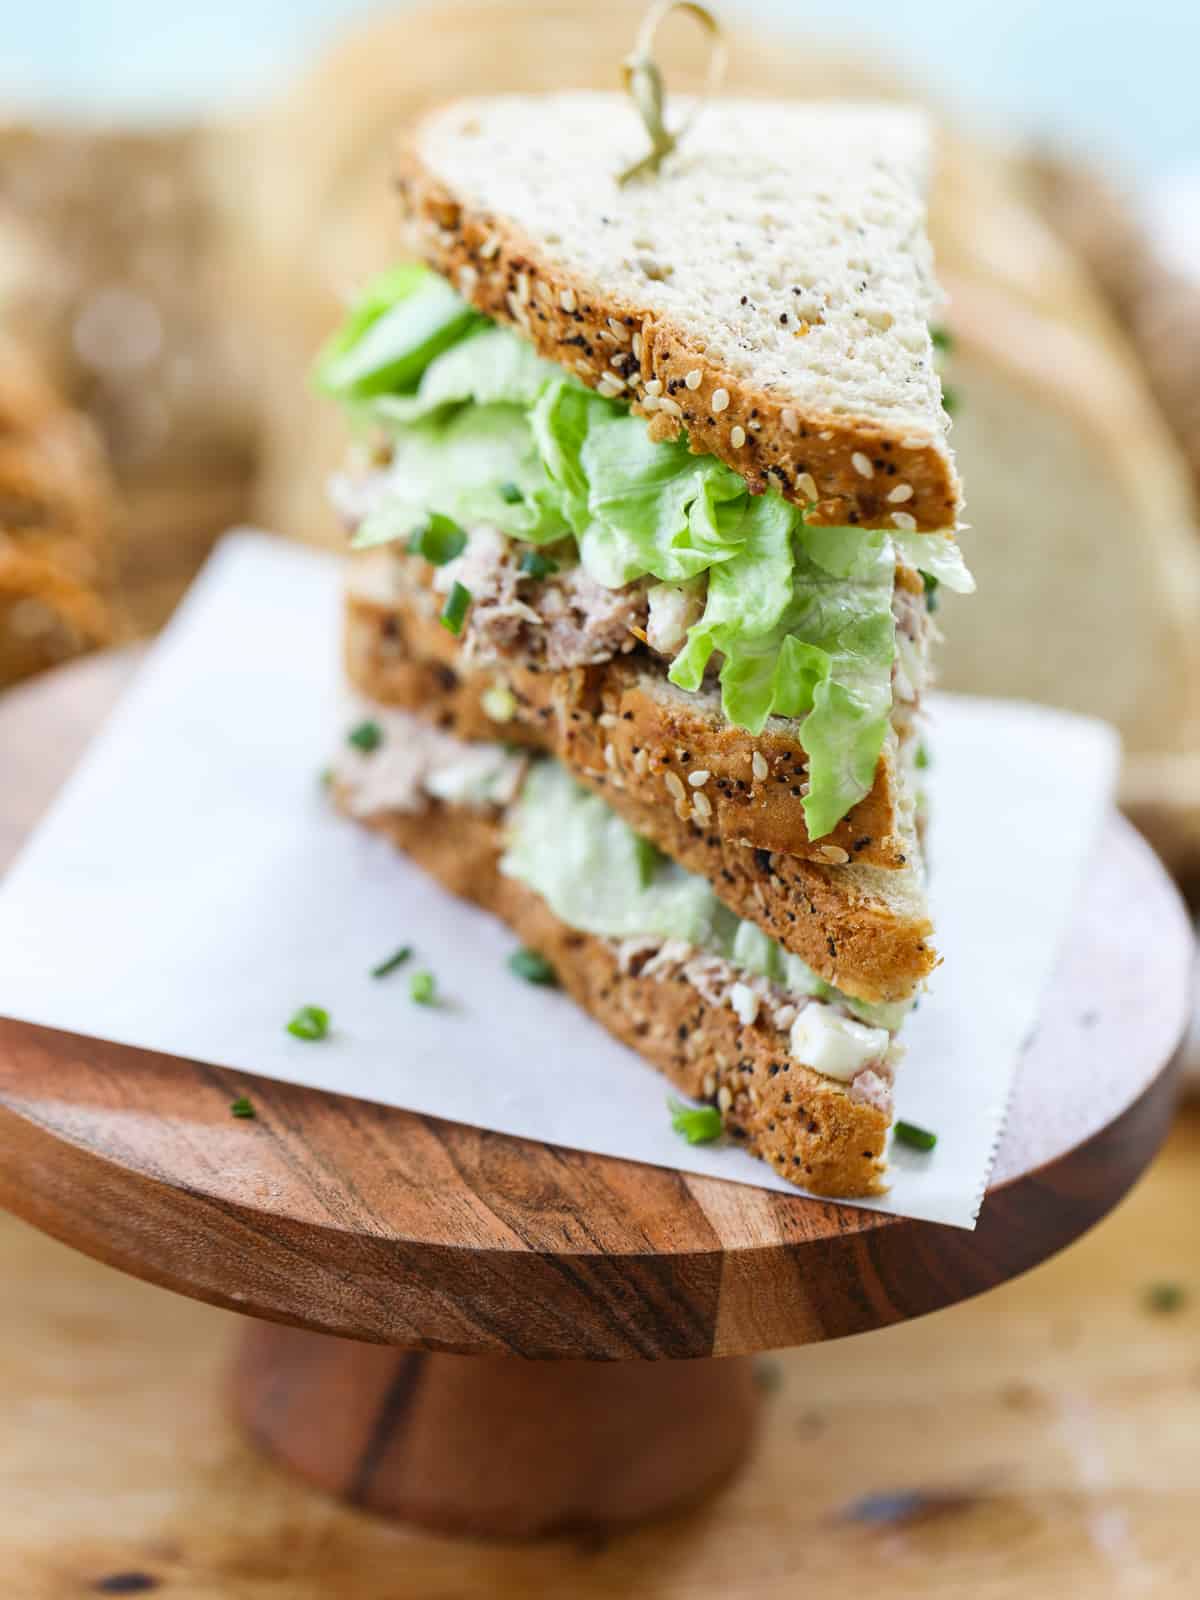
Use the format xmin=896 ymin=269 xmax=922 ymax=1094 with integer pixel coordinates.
xmin=3 ymin=0 xmax=1197 ymax=177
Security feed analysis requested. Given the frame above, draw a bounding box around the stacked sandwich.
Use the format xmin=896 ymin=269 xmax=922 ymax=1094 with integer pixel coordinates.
xmin=320 ymin=93 xmax=971 ymax=1197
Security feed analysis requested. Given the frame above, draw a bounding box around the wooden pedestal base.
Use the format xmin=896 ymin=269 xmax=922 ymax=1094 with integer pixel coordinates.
xmin=233 ymin=1323 xmax=760 ymax=1538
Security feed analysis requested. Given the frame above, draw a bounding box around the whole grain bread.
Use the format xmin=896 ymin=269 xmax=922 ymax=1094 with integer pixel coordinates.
xmin=345 ymin=562 xmax=918 ymax=868
xmin=337 ymin=788 xmax=890 ymax=1197
xmin=397 ymin=93 xmax=961 ymax=532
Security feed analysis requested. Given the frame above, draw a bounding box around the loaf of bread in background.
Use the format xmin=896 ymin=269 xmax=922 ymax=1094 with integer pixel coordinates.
xmin=0 ymin=333 xmax=117 ymax=686
xmin=0 ymin=124 xmax=259 ymax=633
xmin=1021 ymin=152 xmax=1200 ymax=520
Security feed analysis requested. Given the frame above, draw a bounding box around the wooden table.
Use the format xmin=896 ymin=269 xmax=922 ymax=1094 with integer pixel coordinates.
xmin=0 ymin=646 xmax=1196 ymax=1587
xmin=1 ymin=1118 xmax=1197 ymax=1597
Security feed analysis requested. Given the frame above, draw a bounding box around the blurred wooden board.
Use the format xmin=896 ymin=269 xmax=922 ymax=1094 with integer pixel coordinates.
xmin=0 ymin=1112 xmax=1194 ymax=1595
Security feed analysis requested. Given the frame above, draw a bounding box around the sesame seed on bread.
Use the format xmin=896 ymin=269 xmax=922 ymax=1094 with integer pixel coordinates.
xmin=397 ymin=92 xmax=961 ymax=532
xmin=336 ymin=790 xmax=890 ymax=1198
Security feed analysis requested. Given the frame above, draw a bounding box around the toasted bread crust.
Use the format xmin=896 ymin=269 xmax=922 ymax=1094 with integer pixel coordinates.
xmin=345 ymin=583 xmax=912 ymax=867
xmin=395 ymin=152 xmax=959 ymax=534
xmin=338 ymin=791 xmax=890 ymax=1197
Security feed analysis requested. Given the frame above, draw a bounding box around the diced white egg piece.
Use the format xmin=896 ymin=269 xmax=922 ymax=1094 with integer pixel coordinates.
xmin=788 ymin=1003 xmax=889 ymax=1082
xmin=729 ymin=982 xmax=760 ymax=1026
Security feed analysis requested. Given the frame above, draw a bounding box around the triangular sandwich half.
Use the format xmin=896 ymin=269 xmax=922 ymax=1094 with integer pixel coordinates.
xmin=320 ymin=93 xmax=972 ymax=1192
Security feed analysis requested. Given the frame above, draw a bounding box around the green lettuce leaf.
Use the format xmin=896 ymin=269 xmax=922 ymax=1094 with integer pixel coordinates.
xmin=316 ymin=265 xmax=484 ymax=402
xmin=502 ymin=760 xmax=910 ymax=1027
xmin=502 ymin=760 xmax=729 ymax=947
xmin=671 ymin=531 xmax=896 ymax=837
xmin=352 ymin=406 xmax=546 ymax=549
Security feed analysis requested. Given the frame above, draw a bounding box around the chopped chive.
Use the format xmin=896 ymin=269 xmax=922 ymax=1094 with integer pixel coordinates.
xmin=941 ymin=383 xmax=960 ymax=415
xmin=518 ymin=550 xmax=559 ymax=579
xmin=894 ymin=1119 xmax=937 ymax=1152
xmin=230 ymin=1096 xmax=256 ymax=1119
xmin=1144 ymin=1281 xmax=1188 ymax=1315
xmin=914 ymin=744 xmax=930 ymax=771
xmin=409 ymin=970 xmax=436 ymax=1005
xmin=753 ymin=1356 xmax=784 ymax=1394
xmin=347 ymin=720 xmax=382 ymax=754
xmin=668 ymin=1096 xmax=723 ymax=1146
xmin=440 ymin=581 xmax=471 ymax=636
xmin=498 ymin=481 xmax=524 ymax=504
xmin=931 ymin=326 xmax=955 ymax=354
xmin=634 ymin=833 xmax=662 ymax=888
xmin=407 ymin=512 xmax=467 ymax=566
xmin=508 ymin=947 xmax=558 ymax=986
xmin=319 ymin=766 xmax=334 ymax=787
xmin=920 ymin=572 xmax=940 ymax=612
xmin=371 ymin=945 xmax=413 ymax=979
xmin=286 ymin=1005 xmax=330 ymax=1041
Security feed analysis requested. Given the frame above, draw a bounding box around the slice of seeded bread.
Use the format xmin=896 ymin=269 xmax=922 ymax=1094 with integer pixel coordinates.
xmin=335 ymin=789 xmax=890 ymax=1197
xmin=343 ymin=680 xmax=934 ymax=1006
xmin=397 ymin=93 xmax=961 ymax=532
xmin=345 ymin=563 xmax=919 ymax=869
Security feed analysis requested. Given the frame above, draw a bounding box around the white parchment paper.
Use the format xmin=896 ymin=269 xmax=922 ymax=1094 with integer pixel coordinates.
xmin=0 ymin=533 xmax=1120 ymax=1228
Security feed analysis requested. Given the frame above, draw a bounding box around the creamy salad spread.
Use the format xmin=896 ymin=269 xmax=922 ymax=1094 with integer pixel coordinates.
xmin=333 ymin=709 xmax=909 ymax=1106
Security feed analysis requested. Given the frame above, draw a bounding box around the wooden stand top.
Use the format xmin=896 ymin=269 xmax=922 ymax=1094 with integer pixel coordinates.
xmin=0 ymin=651 xmax=1192 ymax=1359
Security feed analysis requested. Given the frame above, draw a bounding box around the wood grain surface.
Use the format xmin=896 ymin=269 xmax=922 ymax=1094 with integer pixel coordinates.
xmin=0 ymin=650 xmax=1192 ymax=1360
xmin=234 ymin=1328 xmax=760 ymax=1536
xmin=0 ymin=1116 xmax=1196 ymax=1594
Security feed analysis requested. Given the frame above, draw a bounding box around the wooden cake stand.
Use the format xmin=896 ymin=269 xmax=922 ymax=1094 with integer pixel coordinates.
xmin=0 ymin=651 xmax=1192 ymax=1538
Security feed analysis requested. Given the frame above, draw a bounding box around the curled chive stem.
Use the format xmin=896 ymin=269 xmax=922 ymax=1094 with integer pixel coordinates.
xmin=618 ymin=2 xmax=727 ymax=186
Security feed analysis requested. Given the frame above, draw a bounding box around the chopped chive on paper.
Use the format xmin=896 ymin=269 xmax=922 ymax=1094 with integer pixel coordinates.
xmin=372 ymin=946 xmax=413 ymax=979
xmin=507 ymin=947 xmax=558 ymax=986
xmin=286 ymin=1005 xmax=330 ymax=1041
xmin=894 ymin=1120 xmax=937 ymax=1152
xmin=668 ymin=1097 xmax=723 ymax=1146
xmin=409 ymin=970 xmax=436 ymax=1005
xmin=230 ymin=1096 xmax=256 ymax=1119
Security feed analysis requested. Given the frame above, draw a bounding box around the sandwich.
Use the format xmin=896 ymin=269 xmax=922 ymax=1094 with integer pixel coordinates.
xmin=318 ymin=91 xmax=972 ymax=1196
